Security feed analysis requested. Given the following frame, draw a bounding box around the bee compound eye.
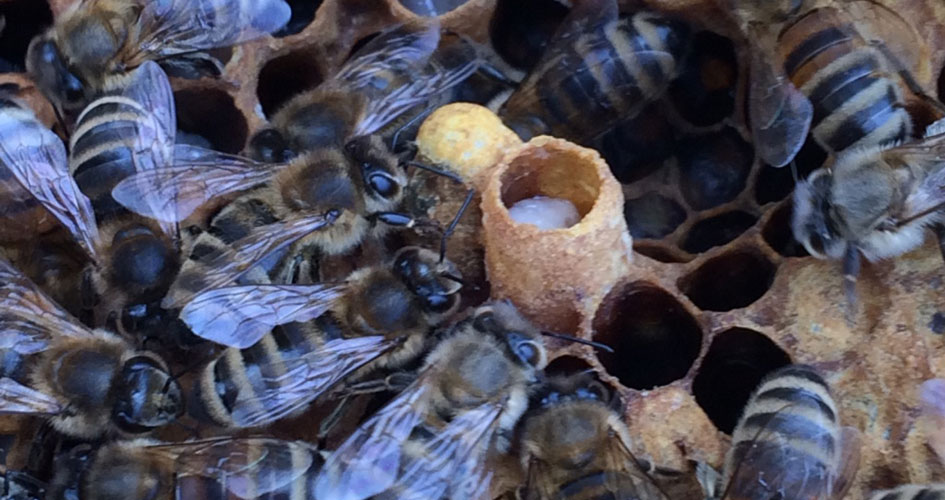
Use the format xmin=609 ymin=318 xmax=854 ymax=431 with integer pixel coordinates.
xmin=368 ymin=172 xmax=398 ymax=198
xmin=473 ymin=311 xmax=498 ymax=333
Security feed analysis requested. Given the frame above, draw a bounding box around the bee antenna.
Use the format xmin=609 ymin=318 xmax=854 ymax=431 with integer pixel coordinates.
xmin=404 ymin=161 xmax=465 ymax=184
xmin=390 ymin=106 xmax=436 ymax=151
xmin=439 ymin=188 xmax=475 ymax=264
xmin=540 ymin=331 xmax=615 ymax=353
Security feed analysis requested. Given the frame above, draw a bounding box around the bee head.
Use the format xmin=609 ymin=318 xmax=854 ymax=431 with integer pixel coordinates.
xmin=792 ymin=168 xmax=845 ymax=259
xmin=392 ymin=247 xmax=462 ymax=317
xmin=25 ymin=35 xmax=86 ymax=113
xmin=111 ymin=355 xmax=183 ymax=433
xmin=345 ymin=136 xmax=406 ymax=210
xmin=472 ymin=301 xmax=547 ymax=370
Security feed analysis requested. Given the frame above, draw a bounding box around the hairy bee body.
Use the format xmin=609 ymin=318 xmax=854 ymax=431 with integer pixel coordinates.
xmin=499 ymin=7 xmax=690 ymax=143
xmin=25 ymin=331 xmax=182 ymax=439
xmin=777 ymin=7 xmax=912 ymax=154
xmin=189 ymin=247 xmax=461 ymax=428
xmin=518 ymin=374 xmax=670 ymax=500
xmin=46 ymin=438 xmax=322 ymax=500
xmin=710 ymin=364 xmax=858 ymax=500
xmin=870 ymin=485 xmax=945 ymax=500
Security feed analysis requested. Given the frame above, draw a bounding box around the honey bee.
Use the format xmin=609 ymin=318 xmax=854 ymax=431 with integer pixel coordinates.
xmin=25 ymin=0 xmax=291 ymax=116
xmin=497 ymin=0 xmax=690 ymax=144
xmin=792 ymin=119 xmax=945 ymax=310
xmin=698 ymin=364 xmax=860 ymax=500
xmin=0 ymin=258 xmax=183 ymax=439
xmin=44 ymin=437 xmax=323 ymax=500
xmin=314 ymin=300 xmax=548 ymax=500
xmin=0 ymin=61 xmax=185 ymax=330
xmin=186 ymin=246 xmax=463 ymax=429
xmin=252 ymin=19 xmax=493 ymax=162
xmin=729 ymin=2 xmax=930 ymax=167
xmin=516 ymin=372 xmax=680 ymax=500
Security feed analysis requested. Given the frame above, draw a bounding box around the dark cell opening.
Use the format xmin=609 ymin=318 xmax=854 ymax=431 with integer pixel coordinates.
xmin=680 ymin=250 xmax=776 ymax=311
xmin=592 ymin=282 xmax=702 ymax=390
xmin=678 ymin=128 xmax=754 ymax=210
xmin=624 ymin=193 xmax=687 ymax=240
xmin=596 ymin=103 xmax=675 ymax=184
xmin=257 ymin=50 xmax=323 ymax=118
xmin=0 ymin=0 xmax=53 ymax=71
xmin=174 ymin=89 xmax=247 ymax=154
xmin=794 ymin=138 xmax=828 ymax=175
xmin=274 ymin=0 xmax=323 ymax=37
xmin=682 ymin=211 xmax=757 ymax=254
xmin=762 ymin=202 xmax=809 ymax=257
xmin=544 ymin=355 xmax=593 ymax=377
xmin=635 ymin=244 xmax=688 ymax=263
xmin=490 ymin=0 xmax=567 ymax=70
xmin=668 ymin=31 xmax=736 ymax=127
xmin=691 ymin=327 xmax=791 ymax=433
xmin=937 ymin=64 xmax=945 ymax=117
xmin=399 ymin=0 xmax=469 ymax=16
xmin=754 ymin=164 xmax=796 ymax=205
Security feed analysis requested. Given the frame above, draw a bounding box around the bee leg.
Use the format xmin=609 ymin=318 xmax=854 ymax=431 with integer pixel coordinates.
xmin=842 ymin=246 xmax=861 ymax=324
xmin=336 ymin=371 xmax=415 ymax=397
xmin=317 ymin=395 xmax=352 ymax=443
xmin=933 ymin=224 xmax=945 ymax=264
xmin=477 ymin=61 xmax=518 ymax=88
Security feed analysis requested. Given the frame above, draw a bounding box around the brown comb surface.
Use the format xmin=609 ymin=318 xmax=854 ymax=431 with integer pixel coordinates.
xmin=2 ymin=0 xmax=945 ymax=498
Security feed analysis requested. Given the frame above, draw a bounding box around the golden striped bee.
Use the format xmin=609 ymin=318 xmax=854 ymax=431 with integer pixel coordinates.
xmin=792 ymin=119 xmax=945 ymax=311
xmin=45 ymin=437 xmax=322 ymax=500
xmin=314 ymin=300 xmax=548 ymax=500
xmin=186 ymin=246 xmax=463 ymax=429
xmin=729 ymin=2 xmax=933 ymax=167
xmin=868 ymin=485 xmax=945 ymax=500
xmin=698 ymin=364 xmax=860 ymax=500
xmin=0 ymin=258 xmax=182 ymax=439
xmin=251 ymin=19 xmax=492 ymax=162
xmin=0 ymin=61 xmax=183 ymax=331
xmin=26 ymin=0 xmax=291 ymax=117
xmin=516 ymin=372 xmax=681 ymax=500
xmin=497 ymin=0 xmax=690 ymax=144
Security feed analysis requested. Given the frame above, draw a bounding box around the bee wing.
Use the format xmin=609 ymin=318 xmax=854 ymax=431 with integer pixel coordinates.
xmin=143 ymin=437 xmax=319 ymax=499
xmin=748 ymin=46 xmax=813 ymax=168
xmin=112 ymin=146 xmax=276 ymax=223
xmin=339 ymin=21 xmax=481 ymax=136
xmin=0 ymin=258 xmax=94 ymax=354
xmin=227 ymin=336 xmax=397 ymax=428
xmin=125 ymin=0 xmax=291 ymax=68
xmin=920 ymin=378 xmax=945 ymax=464
xmin=0 ymin=377 xmax=62 ymax=415
xmin=0 ymin=105 xmax=100 ymax=262
xmin=79 ymin=61 xmax=178 ymax=237
xmin=314 ymin=378 xmax=435 ymax=500
xmin=831 ymin=426 xmax=861 ymax=500
xmin=395 ymin=401 xmax=502 ymax=500
xmin=179 ymin=283 xmax=348 ymax=348
xmin=162 ymin=212 xmax=338 ymax=309
xmin=874 ymin=131 xmax=945 ymax=226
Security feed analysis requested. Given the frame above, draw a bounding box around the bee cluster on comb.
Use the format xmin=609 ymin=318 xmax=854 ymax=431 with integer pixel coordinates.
xmin=1 ymin=0 xmax=945 ymax=499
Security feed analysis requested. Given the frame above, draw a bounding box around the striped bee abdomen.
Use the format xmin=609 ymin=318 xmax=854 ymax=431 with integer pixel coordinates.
xmin=778 ymin=7 xmax=911 ymax=153
xmin=501 ymin=11 xmax=689 ymax=143
xmin=69 ymin=95 xmax=165 ymax=223
xmin=870 ymin=485 xmax=945 ymax=500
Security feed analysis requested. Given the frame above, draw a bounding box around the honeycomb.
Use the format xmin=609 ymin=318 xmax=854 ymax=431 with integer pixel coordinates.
xmin=2 ymin=0 xmax=945 ymax=498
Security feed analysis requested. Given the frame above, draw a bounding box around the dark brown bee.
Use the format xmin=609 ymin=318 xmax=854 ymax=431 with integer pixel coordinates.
xmin=186 ymin=246 xmax=463 ymax=429
xmin=0 ymin=258 xmax=182 ymax=439
xmin=45 ymin=437 xmax=322 ymax=500
xmin=729 ymin=2 xmax=931 ymax=167
xmin=498 ymin=0 xmax=690 ymax=144
xmin=25 ymin=0 xmax=291 ymax=116
xmin=251 ymin=19 xmax=492 ymax=162
xmin=314 ymin=300 xmax=548 ymax=500
xmin=0 ymin=62 xmax=188 ymax=331
xmin=517 ymin=372 xmax=680 ymax=500
xmin=698 ymin=364 xmax=860 ymax=500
